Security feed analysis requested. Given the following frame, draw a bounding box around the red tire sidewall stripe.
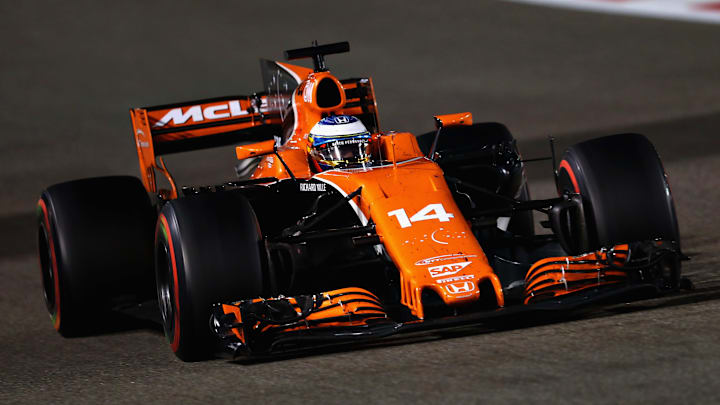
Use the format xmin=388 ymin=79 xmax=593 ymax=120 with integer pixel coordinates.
xmin=37 ymin=199 xmax=61 ymax=330
xmin=559 ymin=159 xmax=580 ymax=193
xmin=159 ymin=214 xmax=182 ymax=352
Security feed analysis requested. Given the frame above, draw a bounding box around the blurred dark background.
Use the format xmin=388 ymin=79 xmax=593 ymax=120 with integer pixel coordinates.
xmin=3 ymin=1 xmax=720 ymax=215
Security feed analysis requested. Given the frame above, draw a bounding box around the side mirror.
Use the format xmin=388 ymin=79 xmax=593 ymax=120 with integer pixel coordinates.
xmin=428 ymin=112 xmax=473 ymax=160
xmin=235 ymin=140 xmax=275 ymax=160
xmin=433 ymin=112 xmax=473 ymax=129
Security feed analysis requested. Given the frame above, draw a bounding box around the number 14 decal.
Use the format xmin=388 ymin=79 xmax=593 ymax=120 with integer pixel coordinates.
xmin=387 ymin=204 xmax=454 ymax=228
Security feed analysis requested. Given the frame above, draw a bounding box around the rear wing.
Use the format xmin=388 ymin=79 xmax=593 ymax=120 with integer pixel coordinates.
xmin=130 ymin=59 xmax=379 ymax=199
xmin=130 ymin=94 xmax=281 ymax=197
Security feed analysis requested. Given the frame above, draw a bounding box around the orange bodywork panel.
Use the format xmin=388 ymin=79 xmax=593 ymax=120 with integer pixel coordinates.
xmin=434 ymin=112 xmax=473 ymax=128
xmin=313 ymin=158 xmax=504 ymax=319
xmin=380 ymin=132 xmax=425 ymax=162
xmin=236 ymin=140 xmax=275 ymax=160
xmin=251 ymin=147 xmax=313 ymax=180
xmin=275 ymin=61 xmax=313 ymax=85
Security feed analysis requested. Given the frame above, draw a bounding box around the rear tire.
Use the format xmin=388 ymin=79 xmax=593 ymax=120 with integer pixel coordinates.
xmin=557 ymin=133 xmax=680 ymax=252
xmin=155 ymin=191 xmax=265 ymax=361
xmin=37 ymin=176 xmax=155 ymax=336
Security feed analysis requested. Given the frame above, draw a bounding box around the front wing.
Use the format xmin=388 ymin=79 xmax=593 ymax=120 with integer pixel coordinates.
xmin=210 ymin=241 xmax=685 ymax=359
xmin=211 ymin=284 xmax=666 ymax=359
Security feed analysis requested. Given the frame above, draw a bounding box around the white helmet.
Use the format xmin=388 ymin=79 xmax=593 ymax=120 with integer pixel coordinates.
xmin=307 ymin=115 xmax=373 ymax=169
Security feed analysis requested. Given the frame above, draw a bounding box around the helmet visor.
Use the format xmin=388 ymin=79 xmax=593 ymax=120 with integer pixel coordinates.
xmin=315 ymin=137 xmax=371 ymax=167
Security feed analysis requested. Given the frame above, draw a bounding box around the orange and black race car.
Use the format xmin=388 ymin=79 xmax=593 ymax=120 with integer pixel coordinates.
xmin=37 ymin=42 xmax=688 ymax=361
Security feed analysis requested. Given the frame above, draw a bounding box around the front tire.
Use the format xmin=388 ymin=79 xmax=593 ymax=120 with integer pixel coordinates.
xmin=557 ymin=133 xmax=680 ymax=253
xmin=155 ymin=191 xmax=265 ymax=361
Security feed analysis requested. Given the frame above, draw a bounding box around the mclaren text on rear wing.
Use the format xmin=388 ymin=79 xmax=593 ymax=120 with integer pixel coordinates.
xmin=129 ymin=94 xmax=281 ymax=197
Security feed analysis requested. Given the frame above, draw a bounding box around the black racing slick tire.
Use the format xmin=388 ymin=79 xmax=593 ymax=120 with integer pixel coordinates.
xmin=155 ymin=191 xmax=265 ymax=361
xmin=37 ymin=176 xmax=156 ymax=337
xmin=557 ymin=133 xmax=680 ymax=253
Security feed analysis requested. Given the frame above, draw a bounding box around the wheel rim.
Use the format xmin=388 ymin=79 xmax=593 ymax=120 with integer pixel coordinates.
xmin=156 ymin=241 xmax=175 ymax=341
xmin=38 ymin=224 xmax=56 ymax=315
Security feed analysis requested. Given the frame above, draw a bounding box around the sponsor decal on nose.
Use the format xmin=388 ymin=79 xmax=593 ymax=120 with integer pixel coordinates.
xmin=415 ymin=254 xmax=476 ymax=266
xmin=436 ymin=274 xmax=475 ymax=284
xmin=428 ymin=261 xmax=471 ymax=278
xmin=445 ymin=281 xmax=476 ymax=294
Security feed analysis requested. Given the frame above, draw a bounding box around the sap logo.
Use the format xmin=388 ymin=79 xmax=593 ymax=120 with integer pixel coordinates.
xmin=436 ymin=274 xmax=475 ymax=284
xmin=299 ymin=183 xmax=326 ymax=192
xmin=153 ymin=101 xmax=247 ymax=127
xmin=445 ymin=281 xmax=476 ymax=295
xmin=428 ymin=261 xmax=471 ymax=278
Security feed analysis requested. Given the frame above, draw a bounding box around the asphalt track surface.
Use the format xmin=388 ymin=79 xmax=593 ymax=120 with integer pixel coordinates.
xmin=2 ymin=1 xmax=720 ymax=403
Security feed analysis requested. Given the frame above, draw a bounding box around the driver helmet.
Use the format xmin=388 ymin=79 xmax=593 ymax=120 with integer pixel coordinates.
xmin=307 ymin=115 xmax=372 ymax=170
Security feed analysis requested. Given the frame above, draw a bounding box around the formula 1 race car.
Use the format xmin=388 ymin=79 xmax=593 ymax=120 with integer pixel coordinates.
xmin=37 ymin=42 xmax=686 ymax=361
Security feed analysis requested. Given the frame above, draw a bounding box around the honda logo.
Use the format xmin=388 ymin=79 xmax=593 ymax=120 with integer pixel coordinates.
xmin=445 ymin=281 xmax=476 ymax=295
